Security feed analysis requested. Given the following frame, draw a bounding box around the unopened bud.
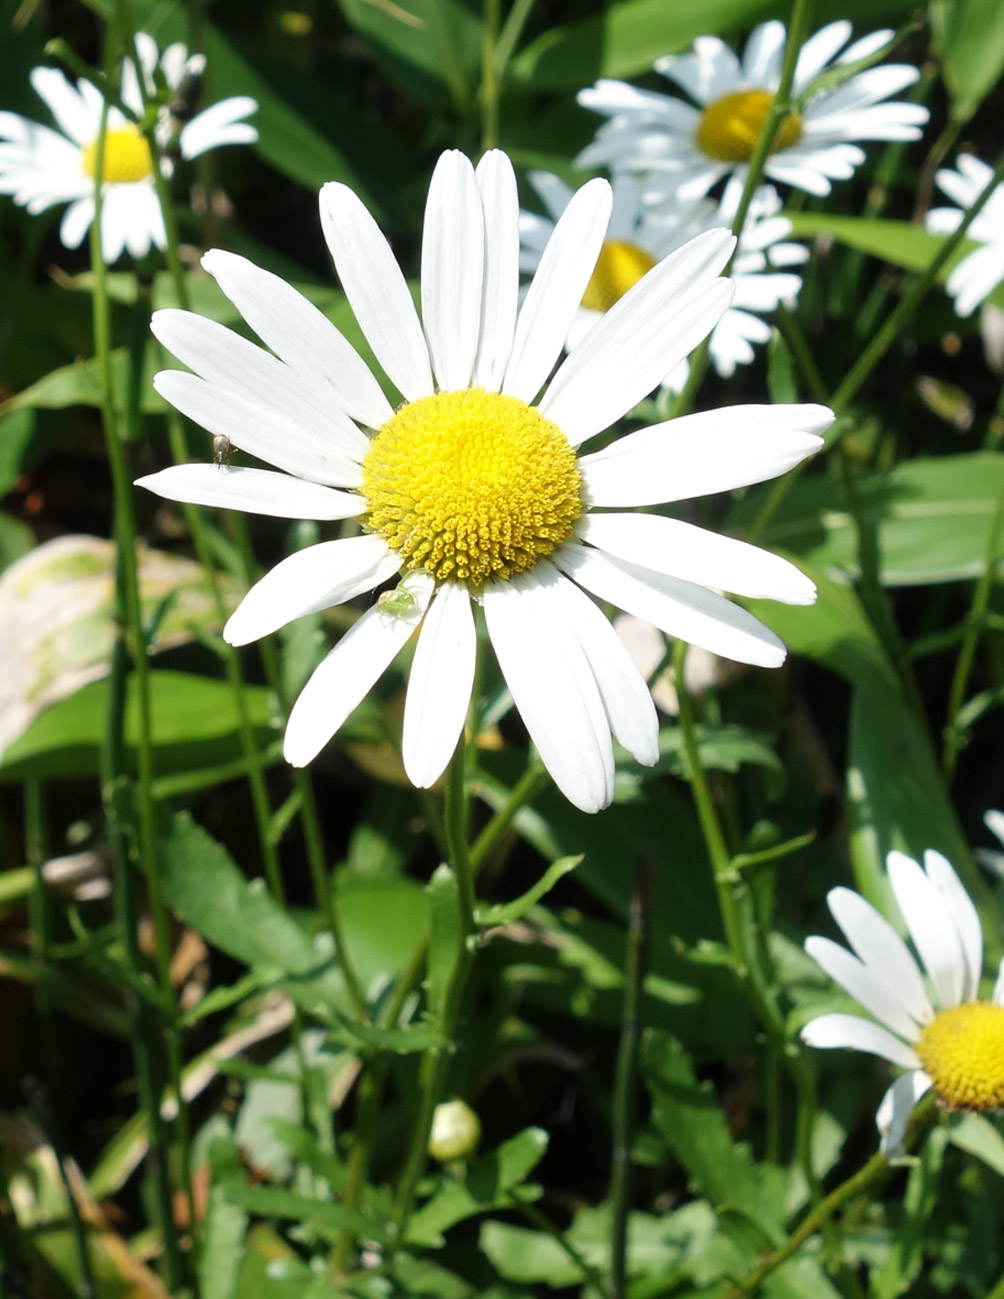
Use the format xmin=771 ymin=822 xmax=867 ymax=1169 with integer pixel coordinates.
xmin=428 ymin=1099 xmax=481 ymax=1162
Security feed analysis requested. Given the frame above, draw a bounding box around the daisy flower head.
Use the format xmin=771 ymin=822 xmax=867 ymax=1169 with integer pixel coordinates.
xmin=136 ymin=149 xmax=831 ymax=813
xmin=519 ymin=171 xmax=807 ymax=391
xmin=0 ymin=33 xmax=257 ymax=263
xmin=802 ymin=849 xmax=1004 ymax=1156
xmin=576 ymin=20 xmax=929 ymax=206
xmin=925 ymin=156 xmax=1004 ymax=317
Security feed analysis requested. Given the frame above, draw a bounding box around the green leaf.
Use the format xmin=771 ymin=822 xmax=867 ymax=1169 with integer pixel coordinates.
xmin=221 ymin=1185 xmax=388 ymax=1243
xmin=200 ymin=1138 xmax=249 ymax=1299
xmin=784 ymin=213 xmax=1004 ymax=313
xmin=0 ymin=671 xmax=277 ymax=782
xmin=476 ymin=855 xmax=582 ymax=928
xmin=406 ymin=1127 xmax=549 ymax=1245
xmin=931 ymin=0 xmax=1004 ymax=123
xmin=946 ymin=1112 xmax=1004 ymax=1178
xmin=333 ymin=1015 xmax=446 ymax=1054
xmin=334 ymin=0 xmax=482 ymax=102
xmin=733 ymin=453 xmax=1004 ymax=587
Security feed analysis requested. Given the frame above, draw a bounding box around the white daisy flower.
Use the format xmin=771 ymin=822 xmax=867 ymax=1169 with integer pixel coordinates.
xmin=0 ymin=32 xmax=257 ymax=263
xmin=577 ymin=20 xmax=929 ymax=205
xmin=520 ymin=172 xmax=806 ymax=391
xmin=136 ymin=149 xmax=830 ymax=813
xmin=802 ymin=849 xmax=1004 ymax=1157
xmin=925 ymin=155 xmax=1004 ymax=317
xmin=976 ymin=810 xmax=1004 ymax=878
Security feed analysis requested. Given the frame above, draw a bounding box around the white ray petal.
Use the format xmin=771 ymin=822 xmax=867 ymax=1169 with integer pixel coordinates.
xmin=576 ymin=513 xmax=816 ymax=605
xmin=483 ymin=569 xmax=615 ymax=814
xmin=284 ymin=576 xmax=434 ymax=767
xmin=923 ymin=849 xmax=984 ymax=1004
xmin=224 ymin=535 xmax=401 ymax=646
xmin=876 ymin=1071 xmax=931 ymax=1157
xmin=502 ymin=178 xmax=612 ymax=403
xmin=135 ymin=464 xmax=365 ymax=520
xmin=804 ymin=936 xmax=921 ymax=1040
xmin=153 ymin=371 xmax=362 ymax=488
xmin=579 ymin=404 xmax=830 ymax=507
xmin=800 ymin=1013 xmax=921 ymax=1068
xmin=555 ymin=541 xmax=786 ymax=669
xmin=888 ymin=851 xmax=967 ymax=1008
xmin=826 ymin=886 xmax=934 ymax=1025
xmin=422 ymin=151 xmax=484 ymax=392
xmin=473 ymin=150 xmax=520 ymax=391
xmin=201 ymin=249 xmax=392 ymax=429
xmin=320 ymin=180 xmax=434 ymax=401
xmin=402 ymin=580 xmax=476 ymax=788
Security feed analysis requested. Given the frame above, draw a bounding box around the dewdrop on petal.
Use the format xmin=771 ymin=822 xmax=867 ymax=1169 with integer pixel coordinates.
xmin=428 ymin=1099 xmax=481 ymax=1162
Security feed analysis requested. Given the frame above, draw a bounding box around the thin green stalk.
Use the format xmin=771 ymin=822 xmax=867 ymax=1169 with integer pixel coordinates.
xmin=90 ymin=88 xmax=184 ymax=1290
xmin=509 ymin=1193 xmax=614 ymax=1299
xmin=942 ymin=471 xmax=1004 ymax=779
xmin=26 ymin=783 xmax=97 ymax=1299
xmin=469 ymin=759 xmax=547 ymax=874
xmin=391 ymin=739 xmax=478 ymax=1247
xmin=609 ymin=851 xmax=653 ymax=1299
xmin=493 ymin=0 xmax=535 ymax=78
xmin=673 ymin=0 xmax=814 ymax=414
xmin=481 ymin=0 xmax=501 ymax=151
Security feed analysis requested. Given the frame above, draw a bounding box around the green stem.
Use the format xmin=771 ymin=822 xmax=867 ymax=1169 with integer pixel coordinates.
xmin=942 ymin=471 xmax=1004 ymax=779
xmin=493 ymin=0 xmax=536 ymax=78
xmin=609 ymin=851 xmax=653 ymax=1299
xmin=391 ymin=738 xmax=478 ymax=1248
xmin=90 ymin=84 xmax=184 ymax=1288
xmin=509 ymin=1193 xmax=614 ymax=1299
xmin=469 ymin=760 xmax=547 ymax=874
xmin=480 ymin=0 xmax=501 ymax=151
xmin=26 ymin=783 xmax=97 ymax=1299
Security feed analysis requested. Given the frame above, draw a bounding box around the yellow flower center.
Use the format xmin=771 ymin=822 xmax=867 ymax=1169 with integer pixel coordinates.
xmin=362 ymin=388 xmax=582 ymax=586
xmin=695 ymin=89 xmax=803 ymax=164
xmin=81 ymin=126 xmax=154 ymax=183
xmin=916 ymin=1001 xmax=1004 ymax=1111
xmin=581 ymin=240 xmax=657 ymax=313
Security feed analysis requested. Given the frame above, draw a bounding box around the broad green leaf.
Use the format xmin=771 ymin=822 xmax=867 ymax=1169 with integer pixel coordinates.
xmin=0 ymin=671 xmax=277 ymax=782
xmin=785 ymin=214 xmax=1004 ymax=313
xmin=200 ymin=1138 xmax=249 ymax=1299
xmin=0 ymin=408 xmax=37 ymax=497
xmin=476 ymin=855 xmax=582 ymax=927
xmin=333 ymin=1015 xmax=445 ymax=1054
xmin=406 ymin=1127 xmax=549 ymax=1245
xmin=872 ymin=1128 xmax=949 ymax=1299
xmin=0 ymin=511 xmax=33 ymax=574
xmin=946 ymin=1112 xmax=1004 ymax=1178
xmin=222 ymin=1185 xmax=387 ymax=1243
xmin=931 ymin=0 xmax=1004 ymax=123
xmin=733 ymin=453 xmax=1004 ymax=587
xmin=335 ymin=0 xmax=482 ymax=104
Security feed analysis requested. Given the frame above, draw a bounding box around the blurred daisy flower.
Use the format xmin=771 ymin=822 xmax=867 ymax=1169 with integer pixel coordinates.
xmin=577 ymin=20 xmax=928 ymax=205
xmin=0 ymin=32 xmax=257 ymax=262
xmin=519 ymin=172 xmax=807 ymax=390
xmin=802 ymin=850 xmax=1003 ymax=1156
xmin=976 ymin=809 xmax=1004 ymax=877
xmin=925 ymin=156 xmax=1004 ymax=317
xmin=137 ymin=149 xmax=829 ymax=813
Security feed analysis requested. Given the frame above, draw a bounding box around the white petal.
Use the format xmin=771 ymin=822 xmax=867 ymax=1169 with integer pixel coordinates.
xmin=402 ymin=580 xmax=476 ymax=787
xmin=555 ymin=540 xmax=786 ymax=669
xmin=876 ymin=1071 xmax=931 ymax=1158
xmin=201 ymin=249 xmax=393 ymax=429
xmin=29 ymin=68 xmax=94 ymax=146
xmin=421 ymin=151 xmax=484 ymax=392
xmin=473 ymin=150 xmax=520 ymax=391
xmin=223 ymin=535 xmax=401 ymax=646
xmin=993 ymin=956 xmax=1004 ymax=1006
xmin=579 ymin=404 xmax=830 ymax=507
xmin=151 ymin=309 xmax=370 ymax=462
xmin=135 ymin=464 xmax=365 ymax=520
xmin=887 ymin=851 xmax=966 ymax=1008
xmin=551 ymin=567 xmax=659 ymax=765
xmin=923 ymin=849 xmax=983 ymax=1004
xmin=179 ymin=97 xmax=258 ymax=159
xmin=800 ymin=1013 xmax=921 ymax=1068
xmin=284 ymin=576 xmax=434 ymax=767
xmin=60 ymin=196 xmax=95 ymax=249
xmin=319 ymin=180 xmax=434 ymax=401
xmin=153 ymin=370 xmax=362 ymax=488
xmin=794 ymin=21 xmax=852 ymax=89
xmin=986 ymin=810 xmax=1004 ymax=849
xmin=742 ymin=21 xmax=786 ymax=85
xmin=540 ymin=230 xmax=735 ymax=445
xmin=576 ymin=513 xmax=816 ymax=605
xmin=483 ymin=568 xmax=615 ymax=814
xmin=502 ymin=178 xmax=612 ymax=403
xmin=827 ymin=886 xmax=934 ymax=1025
xmin=804 ymin=936 xmax=920 ymax=1039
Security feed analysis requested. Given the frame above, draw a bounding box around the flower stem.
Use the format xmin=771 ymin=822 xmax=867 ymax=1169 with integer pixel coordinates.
xmin=480 ymin=0 xmax=501 ymax=151
xmin=609 ymin=850 xmax=653 ymax=1299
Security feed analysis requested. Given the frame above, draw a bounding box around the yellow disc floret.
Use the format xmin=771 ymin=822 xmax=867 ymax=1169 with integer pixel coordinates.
xmin=695 ymin=89 xmax=803 ymax=164
xmin=81 ymin=126 xmax=154 ymax=183
xmin=916 ymin=1001 xmax=1004 ymax=1111
xmin=581 ymin=240 xmax=658 ymax=313
xmin=362 ymin=388 xmax=582 ymax=586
